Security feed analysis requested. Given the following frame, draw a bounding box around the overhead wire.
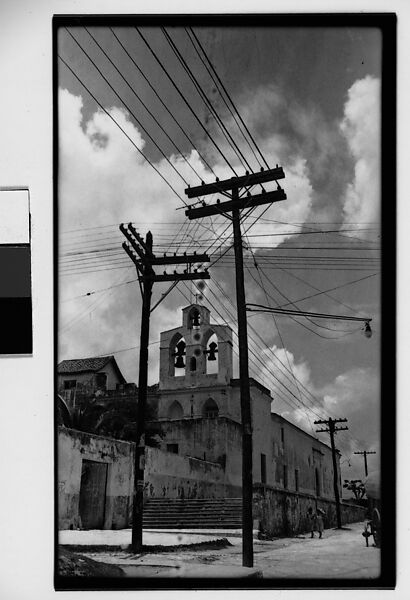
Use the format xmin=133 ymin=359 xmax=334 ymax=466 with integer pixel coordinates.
xmin=84 ymin=26 xmax=204 ymax=183
xmin=162 ymin=26 xmax=254 ymax=173
xmin=109 ymin=26 xmax=218 ymax=178
xmin=58 ymin=54 xmax=187 ymax=206
xmin=185 ymin=26 xmax=264 ymax=170
xmin=64 ymin=28 xmax=191 ymax=192
xmin=188 ymin=26 xmax=270 ymax=170
xmin=242 ymin=228 xmax=317 ymax=433
xmin=135 ymin=26 xmax=238 ymax=176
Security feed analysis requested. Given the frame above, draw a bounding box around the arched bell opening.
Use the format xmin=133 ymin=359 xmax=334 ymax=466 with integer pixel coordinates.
xmin=203 ymin=397 xmax=219 ymax=419
xmin=169 ymin=333 xmax=186 ymax=377
xmin=168 ymin=400 xmax=184 ymax=420
xmin=188 ymin=307 xmax=201 ymax=329
xmin=205 ymin=332 xmax=219 ymax=375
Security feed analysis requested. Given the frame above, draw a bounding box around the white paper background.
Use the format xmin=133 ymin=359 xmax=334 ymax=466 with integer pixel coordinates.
xmin=0 ymin=189 xmax=29 ymax=244
xmin=0 ymin=1 xmax=408 ymax=598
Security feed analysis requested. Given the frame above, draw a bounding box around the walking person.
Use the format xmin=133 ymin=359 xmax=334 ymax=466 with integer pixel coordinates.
xmin=307 ymin=506 xmax=325 ymax=538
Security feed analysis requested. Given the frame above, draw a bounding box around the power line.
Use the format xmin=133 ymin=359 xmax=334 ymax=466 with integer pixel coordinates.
xmin=61 ymin=278 xmax=138 ymax=302
xmin=65 ymin=28 xmax=190 ymax=192
xmin=109 ymin=26 xmax=218 ymax=178
xmin=84 ymin=26 xmax=203 ymax=183
xmin=135 ymin=26 xmax=237 ymax=176
xmin=185 ymin=26 xmax=263 ymax=170
xmin=58 ymin=54 xmax=187 ymax=206
xmin=162 ymin=26 xmax=254 ymax=173
xmin=188 ymin=27 xmax=270 ymax=170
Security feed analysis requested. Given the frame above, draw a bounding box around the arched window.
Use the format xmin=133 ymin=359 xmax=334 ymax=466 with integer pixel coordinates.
xmin=189 ymin=307 xmax=201 ymax=328
xmin=168 ymin=400 xmax=183 ymax=420
xmin=169 ymin=334 xmax=186 ymax=377
xmin=203 ymin=398 xmax=219 ymax=419
xmin=205 ymin=332 xmax=218 ymax=374
xmin=189 ymin=356 xmax=197 ymax=372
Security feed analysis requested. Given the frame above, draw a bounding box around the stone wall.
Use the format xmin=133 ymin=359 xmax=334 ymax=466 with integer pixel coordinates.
xmin=58 ymin=427 xmax=240 ymax=530
xmin=58 ymin=427 xmax=134 ymax=530
xmin=253 ymin=484 xmax=366 ymax=538
xmin=144 ymin=446 xmax=241 ymax=500
xmin=155 ymin=417 xmax=243 ymax=488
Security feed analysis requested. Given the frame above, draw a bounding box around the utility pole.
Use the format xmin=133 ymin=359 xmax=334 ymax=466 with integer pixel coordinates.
xmin=354 ymin=450 xmax=376 ymax=478
xmin=314 ymin=417 xmax=348 ymax=529
xmin=120 ymin=223 xmax=210 ymax=552
xmin=185 ymin=166 xmax=287 ymax=567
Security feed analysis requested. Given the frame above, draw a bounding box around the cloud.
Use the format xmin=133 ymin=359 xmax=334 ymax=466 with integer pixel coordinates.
xmin=58 ymin=87 xmax=316 ymax=380
xmin=340 ymin=76 xmax=381 ymax=224
xmin=258 ymin=339 xmax=380 ymax=478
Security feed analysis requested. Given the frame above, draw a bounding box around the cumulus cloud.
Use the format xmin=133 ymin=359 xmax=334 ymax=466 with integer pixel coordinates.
xmin=340 ymin=76 xmax=381 ymax=224
xmin=257 ymin=340 xmax=380 ymax=479
xmin=58 ymin=87 xmax=315 ymax=381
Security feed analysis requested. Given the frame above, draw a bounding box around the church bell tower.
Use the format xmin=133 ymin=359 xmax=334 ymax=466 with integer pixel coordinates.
xmin=159 ymin=304 xmax=233 ymax=391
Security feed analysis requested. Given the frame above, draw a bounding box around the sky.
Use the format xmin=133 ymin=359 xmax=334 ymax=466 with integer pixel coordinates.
xmin=57 ymin=21 xmax=382 ymax=482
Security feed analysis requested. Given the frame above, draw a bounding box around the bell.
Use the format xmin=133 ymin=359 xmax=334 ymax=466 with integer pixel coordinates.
xmin=191 ymin=310 xmax=200 ymax=327
xmin=175 ymin=355 xmax=185 ymax=369
xmin=174 ymin=339 xmax=186 ymax=368
xmin=207 ymin=341 xmax=218 ymax=361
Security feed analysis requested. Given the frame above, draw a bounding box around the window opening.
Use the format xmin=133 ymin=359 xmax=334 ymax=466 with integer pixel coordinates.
xmin=64 ymin=379 xmax=77 ymax=390
xmin=171 ymin=337 xmax=186 ymax=376
xmin=189 ymin=308 xmax=201 ymax=328
xmin=168 ymin=400 xmax=183 ymax=420
xmin=203 ymin=398 xmax=219 ymax=418
xmin=205 ymin=333 xmax=218 ymax=374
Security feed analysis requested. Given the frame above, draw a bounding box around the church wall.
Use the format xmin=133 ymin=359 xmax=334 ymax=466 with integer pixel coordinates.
xmin=144 ymin=446 xmax=241 ymax=499
xmin=270 ymin=414 xmax=339 ymax=500
xmin=249 ymin=386 xmax=275 ymax=485
xmin=157 ymin=386 xmax=233 ymax=421
xmin=156 ymin=417 xmax=243 ymax=489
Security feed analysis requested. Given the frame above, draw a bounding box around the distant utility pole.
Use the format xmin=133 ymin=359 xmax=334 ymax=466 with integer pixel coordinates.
xmin=185 ymin=166 xmax=287 ymax=567
xmin=314 ymin=417 xmax=348 ymax=529
xmin=354 ymin=450 xmax=376 ymax=478
xmin=120 ymin=223 xmax=210 ymax=552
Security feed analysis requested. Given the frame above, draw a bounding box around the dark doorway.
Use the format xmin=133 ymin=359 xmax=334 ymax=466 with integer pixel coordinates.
xmin=79 ymin=460 xmax=108 ymax=529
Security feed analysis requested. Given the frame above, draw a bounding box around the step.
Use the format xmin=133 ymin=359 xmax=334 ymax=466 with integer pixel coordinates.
xmin=142 ymin=497 xmax=243 ymax=530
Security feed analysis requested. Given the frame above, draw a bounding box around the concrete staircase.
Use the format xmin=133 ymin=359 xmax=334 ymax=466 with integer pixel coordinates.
xmin=143 ymin=497 xmax=242 ymax=529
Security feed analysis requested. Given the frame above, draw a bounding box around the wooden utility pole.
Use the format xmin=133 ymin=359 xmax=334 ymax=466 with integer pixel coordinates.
xmin=120 ymin=223 xmax=210 ymax=552
xmin=314 ymin=417 xmax=348 ymax=529
xmin=354 ymin=450 xmax=376 ymax=478
xmin=185 ymin=166 xmax=287 ymax=567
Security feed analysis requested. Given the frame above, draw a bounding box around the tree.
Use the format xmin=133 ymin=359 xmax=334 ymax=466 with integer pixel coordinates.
xmin=343 ymin=479 xmax=366 ymax=500
xmin=57 ymin=393 xmax=162 ymax=447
